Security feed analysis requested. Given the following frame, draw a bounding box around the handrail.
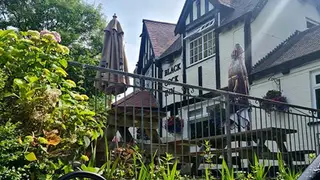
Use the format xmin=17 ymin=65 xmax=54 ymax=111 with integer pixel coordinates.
xmin=68 ymin=61 xmax=320 ymax=113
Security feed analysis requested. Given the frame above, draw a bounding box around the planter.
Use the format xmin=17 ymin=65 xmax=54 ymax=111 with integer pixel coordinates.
xmin=261 ymin=90 xmax=288 ymax=113
xmin=165 ymin=116 xmax=184 ymax=134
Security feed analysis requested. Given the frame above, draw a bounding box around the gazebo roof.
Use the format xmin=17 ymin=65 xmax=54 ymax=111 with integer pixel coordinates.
xmin=112 ymin=90 xmax=159 ymax=109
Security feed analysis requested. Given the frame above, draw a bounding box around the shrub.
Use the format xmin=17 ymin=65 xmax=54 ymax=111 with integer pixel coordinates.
xmin=0 ymin=29 xmax=104 ymax=179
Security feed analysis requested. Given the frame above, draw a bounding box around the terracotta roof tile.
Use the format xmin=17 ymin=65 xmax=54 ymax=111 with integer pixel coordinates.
xmin=113 ymin=90 xmax=159 ymax=109
xmin=143 ymin=19 xmax=179 ymax=57
xmin=159 ymin=36 xmax=182 ymax=59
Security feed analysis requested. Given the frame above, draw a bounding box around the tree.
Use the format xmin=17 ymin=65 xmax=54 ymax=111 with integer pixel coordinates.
xmin=0 ymin=0 xmax=107 ymax=96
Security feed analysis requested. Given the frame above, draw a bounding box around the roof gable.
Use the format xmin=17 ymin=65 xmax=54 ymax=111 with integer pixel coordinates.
xmin=218 ymin=0 xmax=261 ymax=28
xmin=175 ymin=0 xmax=262 ymax=34
xmin=143 ymin=20 xmax=179 ymax=58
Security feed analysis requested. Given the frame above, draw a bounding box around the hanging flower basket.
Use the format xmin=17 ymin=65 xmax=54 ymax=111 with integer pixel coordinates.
xmin=261 ymin=90 xmax=288 ymax=113
xmin=165 ymin=116 xmax=184 ymax=134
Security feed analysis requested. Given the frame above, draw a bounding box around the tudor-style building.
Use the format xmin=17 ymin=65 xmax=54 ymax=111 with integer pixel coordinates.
xmin=175 ymin=0 xmax=320 ymax=94
xmin=135 ymin=0 xmax=320 ymax=140
xmin=135 ymin=20 xmax=180 ymax=99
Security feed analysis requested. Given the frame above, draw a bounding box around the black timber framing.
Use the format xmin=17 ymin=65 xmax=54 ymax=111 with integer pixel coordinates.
xmin=215 ymin=9 xmax=221 ymax=89
xmin=182 ymin=32 xmax=187 ymax=101
xmin=205 ymin=0 xmax=209 ymax=13
xmin=186 ymin=9 xmax=217 ymax=32
xmin=244 ymin=12 xmax=252 ymax=75
xmin=156 ymin=62 xmax=163 ymax=137
xmin=198 ymin=66 xmax=203 ymax=95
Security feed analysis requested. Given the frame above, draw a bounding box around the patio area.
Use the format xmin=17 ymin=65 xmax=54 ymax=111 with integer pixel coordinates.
xmin=70 ymin=61 xmax=320 ymax=178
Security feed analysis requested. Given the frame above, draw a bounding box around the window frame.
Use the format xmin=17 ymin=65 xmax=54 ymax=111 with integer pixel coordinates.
xmin=188 ymin=108 xmax=203 ymax=120
xmin=189 ymin=30 xmax=215 ymax=66
xmin=311 ymin=71 xmax=320 ymax=111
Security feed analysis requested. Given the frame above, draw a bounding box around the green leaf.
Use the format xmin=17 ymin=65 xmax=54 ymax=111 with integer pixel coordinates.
xmin=55 ymin=67 xmax=68 ymax=77
xmin=25 ymin=152 xmax=37 ymax=161
xmin=80 ymin=109 xmax=95 ymax=116
xmin=59 ymin=59 xmax=68 ymax=68
xmin=38 ymin=137 xmax=48 ymax=144
xmin=64 ymin=79 xmax=77 ymax=88
xmin=91 ymin=130 xmax=99 ymax=141
xmin=24 ymin=75 xmax=38 ymax=83
xmin=83 ymin=136 xmax=90 ymax=148
xmin=26 ymin=89 xmax=35 ymax=99
xmin=4 ymin=92 xmax=19 ymax=98
xmin=13 ymin=78 xmax=25 ymax=88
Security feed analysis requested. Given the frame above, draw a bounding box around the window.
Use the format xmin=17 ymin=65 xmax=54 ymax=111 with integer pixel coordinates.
xmin=306 ymin=18 xmax=320 ymax=29
xmin=190 ymin=120 xmax=225 ymax=139
xmin=190 ymin=30 xmax=215 ymax=64
xmin=312 ymin=72 xmax=320 ymax=117
xmin=188 ymin=109 xmax=202 ymax=118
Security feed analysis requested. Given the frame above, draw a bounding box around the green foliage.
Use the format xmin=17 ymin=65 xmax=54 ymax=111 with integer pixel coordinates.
xmin=250 ymin=155 xmax=270 ymax=180
xmin=0 ymin=0 xmax=107 ymax=96
xmin=0 ymin=29 xmax=105 ymax=179
xmin=220 ymin=159 xmax=234 ymax=180
xmin=277 ymin=153 xmax=301 ymax=180
xmin=0 ymin=0 xmax=105 ymax=46
xmin=0 ymin=122 xmax=28 ymax=179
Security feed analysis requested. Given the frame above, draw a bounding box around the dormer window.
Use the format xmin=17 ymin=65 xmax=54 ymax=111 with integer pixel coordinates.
xmin=306 ymin=17 xmax=320 ymax=29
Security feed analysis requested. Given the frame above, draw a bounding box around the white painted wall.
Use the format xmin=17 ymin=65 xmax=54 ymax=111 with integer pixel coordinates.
xmin=193 ymin=1 xmax=198 ymax=21
xmin=219 ymin=23 xmax=245 ymax=88
xmin=186 ymin=0 xmax=214 ymax=26
xmin=251 ymin=0 xmax=320 ymax=65
xmin=161 ymin=55 xmax=183 ymax=107
xmin=250 ymin=59 xmax=320 ymax=153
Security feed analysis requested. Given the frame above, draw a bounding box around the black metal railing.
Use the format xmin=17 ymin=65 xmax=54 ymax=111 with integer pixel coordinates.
xmin=69 ymin=61 xmax=320 ymax=177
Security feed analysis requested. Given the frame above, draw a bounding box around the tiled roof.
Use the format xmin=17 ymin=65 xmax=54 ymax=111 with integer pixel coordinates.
xmin=219 ymin=0 xmax=261 ymax=27
xmin=159 ymin=36 xmax=182 ymax=59
xmin=112 ymin=90 xmax=159 ymax=108
xmin=251 ymin=25 xmax=320 ymax=76
xmin=143 ymin=19 xmax=180 ymax=58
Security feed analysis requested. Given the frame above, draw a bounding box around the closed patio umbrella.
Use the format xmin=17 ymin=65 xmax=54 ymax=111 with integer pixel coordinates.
xmin=95 ymin=14 xmax=130 ymax=95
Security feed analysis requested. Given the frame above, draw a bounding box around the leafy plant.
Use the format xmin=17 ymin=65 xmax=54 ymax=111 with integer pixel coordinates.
xmin=251 ymin=155 xmax=270 ymax=180
xmin=220 ymin=159 xmax=234 ymax=180
xmin=203 ymin=140 xmax=215 ymax=180
xmin=0 ymin=29 xmax=105 ymax=178
xmin=277 ymin=153 xmax=301 ymax=180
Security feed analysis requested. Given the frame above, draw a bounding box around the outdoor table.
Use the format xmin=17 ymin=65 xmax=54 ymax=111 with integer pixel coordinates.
xmin=183 ymin=127 xmax=315 ymax=175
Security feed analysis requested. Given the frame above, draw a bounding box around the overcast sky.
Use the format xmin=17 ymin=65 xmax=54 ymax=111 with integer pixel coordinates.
xmin=85 ymin=0 xmax=185 ymax=73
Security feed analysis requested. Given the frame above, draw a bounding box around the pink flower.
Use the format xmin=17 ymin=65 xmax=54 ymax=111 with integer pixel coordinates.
xmin=40 ymin=30 xmax=61 ymax=43
xmin=51 ymin=31 xmax=61 ymax=43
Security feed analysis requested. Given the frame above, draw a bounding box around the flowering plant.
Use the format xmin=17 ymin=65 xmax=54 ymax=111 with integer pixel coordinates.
xmin=165 ymin=116 xmax=184 ymax=134
xmin=261 ymin=90 xmax=288 ymax=113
